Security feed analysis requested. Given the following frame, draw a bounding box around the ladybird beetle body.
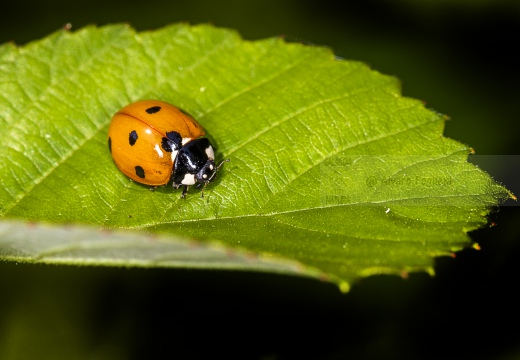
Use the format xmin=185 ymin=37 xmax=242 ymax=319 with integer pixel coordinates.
xmin=108 ymin=100 xmax=228 ymax=198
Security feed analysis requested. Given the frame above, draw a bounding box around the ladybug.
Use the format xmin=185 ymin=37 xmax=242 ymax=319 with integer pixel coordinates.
xmin=107 ymin=100 xmax=228 ymax=198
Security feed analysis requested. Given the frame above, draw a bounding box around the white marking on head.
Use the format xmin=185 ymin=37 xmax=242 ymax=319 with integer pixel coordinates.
xmin=202 ymin=174 xmax=208 ymax=179
xmin=154 ymin=144 xmax=163 ymax=158
xmin=205 ymin=145 xmax=215 ymax=159
xmin=182 ymin=137 xmax=192 ymax=146
xmin=181 ymin=173 xmax=196 ymax=185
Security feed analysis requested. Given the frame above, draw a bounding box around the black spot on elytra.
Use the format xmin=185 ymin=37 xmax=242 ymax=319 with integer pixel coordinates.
xmin=161 ymin=138 xmax=173 ymax=152
xmin=161 ymin=131 xmax=182 ymax=152
xmin=108 ymin=137 xmax=112 ymax=153
xmin=129 ymin=130 xmax=138 ymax=146
xmin=135 ymin=166 xmax=145 ymax=179
xmin=146 ymin=106 xmax=161 ymax=114
xmin=167 ymin=131 xmax=182 ymax=143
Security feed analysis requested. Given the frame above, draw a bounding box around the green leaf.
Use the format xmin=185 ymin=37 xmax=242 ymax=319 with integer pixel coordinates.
xmin=0 ymin=24 xmax=512 ymax=291
xmin=0 ymin=220 xmax=306 ymax=275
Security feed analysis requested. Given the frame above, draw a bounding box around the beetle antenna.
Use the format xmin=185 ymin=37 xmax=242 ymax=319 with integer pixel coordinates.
xmin=208 ymin=158 xmax=230 ymax=183
xmin=218 ymin=158 xmax=230 ymax=169
xmin=201 ymin=159 xmax=230 ymax=197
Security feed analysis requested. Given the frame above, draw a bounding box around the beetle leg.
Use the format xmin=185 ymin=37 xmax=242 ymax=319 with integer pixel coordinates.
xmin=181 ymin=185 xmax=189 ymax=199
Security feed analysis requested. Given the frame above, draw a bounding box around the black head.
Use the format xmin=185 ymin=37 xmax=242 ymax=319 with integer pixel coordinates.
xmin=196 ymin=159 xmax=230 ymax=196
xmin=172 ymin=137 xmax=230 ymax=198
xmin=195 ymin=159 xmax=217 ymax=184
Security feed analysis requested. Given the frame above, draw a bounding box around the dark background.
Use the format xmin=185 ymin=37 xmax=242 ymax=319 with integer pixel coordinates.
xmin=1 ymin=1 xmax=519 ymax=359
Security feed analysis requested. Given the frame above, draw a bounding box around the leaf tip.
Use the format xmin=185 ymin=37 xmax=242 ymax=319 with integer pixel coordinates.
xmin=339 ymin=281 xmax=351 ymax=293
xmin=425 ymin=267 xmax=435 ymax=277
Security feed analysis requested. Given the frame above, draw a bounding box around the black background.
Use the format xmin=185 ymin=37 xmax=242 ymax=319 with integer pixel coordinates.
xmin=1 ymin=1 xmax=519 ymax=359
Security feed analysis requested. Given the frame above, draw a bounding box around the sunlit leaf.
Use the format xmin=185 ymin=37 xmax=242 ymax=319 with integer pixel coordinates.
xmin=0 ymin=24 xmax=512 ymax=290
